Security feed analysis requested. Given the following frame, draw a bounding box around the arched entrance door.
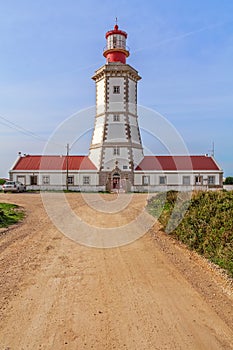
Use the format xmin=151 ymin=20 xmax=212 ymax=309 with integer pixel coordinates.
xmin=112 ymin=172 xmax=120 ymax=190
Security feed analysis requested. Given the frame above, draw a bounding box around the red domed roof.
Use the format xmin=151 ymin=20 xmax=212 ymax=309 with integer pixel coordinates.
xmin=105 ymin=24 xmax=127 ymax=39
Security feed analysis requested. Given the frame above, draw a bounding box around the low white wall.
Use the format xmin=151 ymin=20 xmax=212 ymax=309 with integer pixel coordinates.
xmin=132 ymin=185 xmax=222 ymax=193
xmin=26 ymin=185 xmax=106 ymax=192
xmin=223 ymin=185 xmax=233 ymax=191
xmin=132 ymin=185 xmax=194 ymax=192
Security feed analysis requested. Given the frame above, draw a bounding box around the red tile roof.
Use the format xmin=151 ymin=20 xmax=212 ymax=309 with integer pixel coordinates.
xmin=12 ymin=155 xmax=97 ymax=171
xmin=135 ymin=156 xmax=221 ymax=171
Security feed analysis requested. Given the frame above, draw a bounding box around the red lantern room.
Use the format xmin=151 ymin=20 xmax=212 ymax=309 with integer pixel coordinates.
xmin=103 ymin=24 xmax=130 ymax=64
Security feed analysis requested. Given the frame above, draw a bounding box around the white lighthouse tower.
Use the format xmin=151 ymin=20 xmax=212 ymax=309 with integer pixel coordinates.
xmin=89 ymin=23 xmax=144 ymax=191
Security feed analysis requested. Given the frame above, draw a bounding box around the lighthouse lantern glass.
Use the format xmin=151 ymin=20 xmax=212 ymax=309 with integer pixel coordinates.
xmin=107 ymin=34 xmax=126 ymax=50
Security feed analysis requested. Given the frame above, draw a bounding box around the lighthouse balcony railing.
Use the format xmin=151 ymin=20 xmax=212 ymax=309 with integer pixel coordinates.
xmin=103 ymin=44 xmax=130 ymax=52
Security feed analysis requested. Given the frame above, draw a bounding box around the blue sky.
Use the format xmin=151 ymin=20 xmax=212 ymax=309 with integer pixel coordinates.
xmin=0 ymin=0 xmax=233 ymax=177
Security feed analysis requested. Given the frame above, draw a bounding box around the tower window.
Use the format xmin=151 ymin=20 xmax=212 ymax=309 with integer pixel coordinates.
xmin=113 ymin=114 xmax=120 ymax=122
xmin=113 ymin=86 xmax=120 ymax=94
xmin=113 ymin=147 xmax=120 ymax=156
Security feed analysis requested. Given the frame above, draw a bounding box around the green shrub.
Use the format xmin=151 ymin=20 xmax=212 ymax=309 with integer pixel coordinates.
xmin=224 ymin=176 xmax=233 ymax=185
xmin=0 ymin=203 xmax=25 ymax=228
xmin=0 ymin=179 xmax=6 ymax=185
xmin=147 ymin=191 xmax=233 ymax=278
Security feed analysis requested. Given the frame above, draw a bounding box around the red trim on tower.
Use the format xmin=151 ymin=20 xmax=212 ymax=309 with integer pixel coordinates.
xmin=104 ymin=51 xmax=127 ymax=64
xmin=105 ymin=24 xmax=127 ymax=39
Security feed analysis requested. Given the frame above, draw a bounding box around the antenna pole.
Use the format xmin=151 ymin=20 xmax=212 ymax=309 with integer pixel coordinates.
xmin=66 ymin=143 xmax=70 ymax=191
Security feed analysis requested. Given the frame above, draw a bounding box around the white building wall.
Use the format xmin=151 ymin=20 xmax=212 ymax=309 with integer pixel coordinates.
xmin=134 ymin=172 xmax=222 ymax=187
xmin=131 ymin=125 xmax=141 ymax=144
xmin=128 ymin=115 xmax=138 ymax=127
xmin=106 ymin=123 xmax=127 ymax=142
xmin=108 ymin=77 xmax=125 ymax=112
xmin=102 ymin=147 xmax=130 ymax=170
xmin=96 ymin=78 xmax=105 ymax=115
xmin=10 ymin=169 xmax=222 ymax=191
xmin=91 ymin=116 xmax=105 ymax=145
xmin=128 ymin=78 xmax=137 ymax=114
xmin=12 ymin=171 xmax=100 ymax=190
xmin=88 ymin=148 xmax=102 ymax=169
xmin=132 ymin=149 xmax=144 ymax=168
xmin=167 ymin=174 xmax=180 ymax=185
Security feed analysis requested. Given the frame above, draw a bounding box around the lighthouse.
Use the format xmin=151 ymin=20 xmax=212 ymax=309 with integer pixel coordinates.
xmin=89 ymin=23 xmax=144 ymax=191
xmin=9 ymin=24 xmax=224 ymax=192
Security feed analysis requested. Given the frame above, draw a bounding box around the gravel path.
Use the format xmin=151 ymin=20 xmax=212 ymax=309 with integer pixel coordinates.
xmin=0 ymin=193 xmax=232 ymax=350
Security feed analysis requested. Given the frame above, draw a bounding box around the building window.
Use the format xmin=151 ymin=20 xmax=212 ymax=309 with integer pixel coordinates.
xmin=195 ymin=176 xmax=203 ymax=185
xmin=113 ymin=114 xmax=120 ymax=122
xmin=183 ymin=176 xmax=190 ymax=185
xmin=42 ymin=176 xmax=50 ymax=185
xmin=113 ymin=147 xmax=120 ymax=156
xmin=113 ymin=86 xmax=120 ymax=94
xmin=143 ymin=176 xmax=150 ymax=185
xmin=30 ymin=175 xmax=37 ymax=186
xmin=67 ymin=176 xmax=74 ymax=185
xmin=159 ymin=176 xmax=166 ymax=185
xmin=83 ymin=176 xmax=90 ymax=185
xmin=16 ymin=176 xmax=26 ymax=184
xmin=208 ymin=176 xmax=215 ymax=185
xmin=123 ymin=165 xmax=128 ymax=170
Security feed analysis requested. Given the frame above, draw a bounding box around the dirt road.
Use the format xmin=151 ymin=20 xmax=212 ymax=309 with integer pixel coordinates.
xmin=0 ymin=193 xmax=233 ymax=350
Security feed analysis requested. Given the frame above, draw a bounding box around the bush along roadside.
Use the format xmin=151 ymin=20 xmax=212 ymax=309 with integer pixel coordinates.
xmin=0 ymin=203 xmax=25 ymax=228
xmin=147 ymin=191 xmax=233 ymax=278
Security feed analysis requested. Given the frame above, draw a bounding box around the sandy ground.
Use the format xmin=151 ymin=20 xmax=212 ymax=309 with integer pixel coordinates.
xmin=0 ymin=192 xmax=233 ymax=350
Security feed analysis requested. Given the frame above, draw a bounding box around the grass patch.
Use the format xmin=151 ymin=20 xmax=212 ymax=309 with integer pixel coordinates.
xmin=147 ymin=191 xmax=233 ymax=278
xmin=0 ymin=203 xmax=25 ymax=228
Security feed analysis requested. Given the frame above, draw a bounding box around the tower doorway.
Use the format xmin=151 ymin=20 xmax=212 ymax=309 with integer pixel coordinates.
xmin=112 ymin=172 xmax=120 ymax=190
